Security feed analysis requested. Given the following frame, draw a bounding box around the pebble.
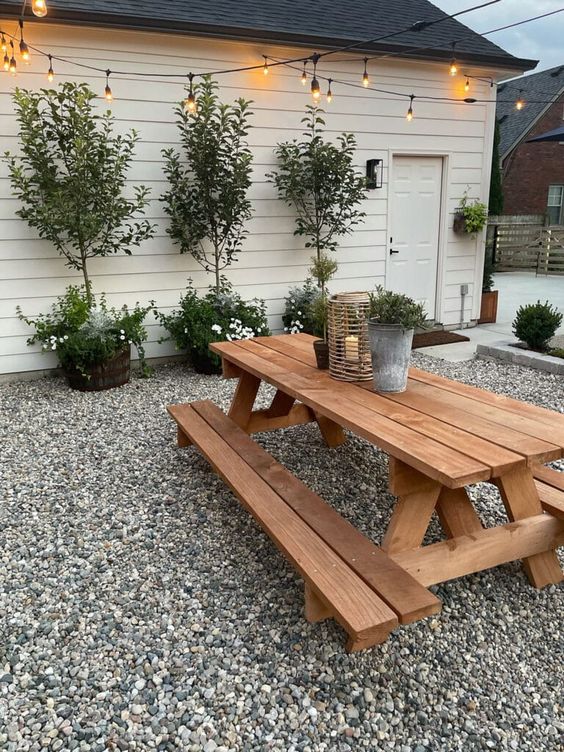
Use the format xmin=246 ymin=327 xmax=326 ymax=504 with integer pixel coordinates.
xmin=0 ymin=359 xmax=562 ymax=751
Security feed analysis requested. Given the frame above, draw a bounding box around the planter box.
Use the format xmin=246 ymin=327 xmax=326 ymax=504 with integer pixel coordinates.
xmin=478 ymin=290 xmax=498 ymax=324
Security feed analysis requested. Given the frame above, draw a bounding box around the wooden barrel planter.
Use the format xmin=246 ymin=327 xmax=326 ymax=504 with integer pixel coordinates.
xmin=64 ymin=347 xmax=131 ymax=392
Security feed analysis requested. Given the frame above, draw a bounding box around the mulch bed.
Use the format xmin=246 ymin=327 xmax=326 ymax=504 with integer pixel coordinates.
xmin=412 ymin=331 xmax=470 ymax=349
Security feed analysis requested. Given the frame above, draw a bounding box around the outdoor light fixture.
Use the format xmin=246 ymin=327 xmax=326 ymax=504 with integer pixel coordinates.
xmin=326 ymin=78 xmax=333 ymax=103
xmin=310 ymin=53 xmax=321 ymax=101
xmin=406 ymin=95 xmax=414 ymax=121
xmin=1 ymin=34 xmax=7 ymax=53
xmin=9 ymin=41 xmax=16 ymax=74
xmin=465 ymin=77 xmax=470 ymax=92
xmin=515 ymin=90 xmax=525 ymax=110
xmin=47 ymin=53 xmax=54 ymax=81
xmin=362 ymin=58 xmax=369 ymax=87
xmin=32 ymin=0 xmax=48 ymax=17
xmin=184 ymin=72 xmax=196 ymax=113
xmin=104 ymin=69 xmax=113 ymax=101
xmin=301 ymin=61 xmax=307 ymax=85
xmin=3 ymin=50 xmax=10 ymax=71
xmin=19 ymin=21 xmax=30 ymax=63
xmin=366 ymin=158 xmax=383 ymax=189
xmin=263 ymin=56 xmax=269 ymax=75
xmin=449 ymin=43 xmax=457 ymax=76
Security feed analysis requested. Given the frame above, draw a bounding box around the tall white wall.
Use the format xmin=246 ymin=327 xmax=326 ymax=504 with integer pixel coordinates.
xmin=0 ymin=20 xmax=502 ymax=374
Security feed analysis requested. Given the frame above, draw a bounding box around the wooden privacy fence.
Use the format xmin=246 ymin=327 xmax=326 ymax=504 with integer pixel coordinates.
xmin=488 ymin=216 xmax=564 ymax=275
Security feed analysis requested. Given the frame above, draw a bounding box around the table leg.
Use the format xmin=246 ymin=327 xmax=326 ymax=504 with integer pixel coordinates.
xmin=496 ymin=466 xmax=563 ymax=588
xmin=228 ymin=371 xmax=261 ymax=430
xmin=436 ymin=487 xmax=483 ymax=538
xmin=314 ymin=412 xmax=347 ymax=448
xmin=382 ymin=458 xmax=442 ymax=553
xmin=266 ymin=389 xmax=295 ymax=418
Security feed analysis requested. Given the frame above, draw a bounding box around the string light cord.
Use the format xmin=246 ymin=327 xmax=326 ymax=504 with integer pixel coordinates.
xmin=1 ymin=0 xmax=506 ymax=82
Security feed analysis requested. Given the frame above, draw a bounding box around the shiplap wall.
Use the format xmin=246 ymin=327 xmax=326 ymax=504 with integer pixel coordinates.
xmin=0 ymin=20 xmax=503 ymax=375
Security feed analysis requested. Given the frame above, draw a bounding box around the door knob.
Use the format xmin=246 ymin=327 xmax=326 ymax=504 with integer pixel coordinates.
xmin=389 ymin=249 xmax=399 ymax=255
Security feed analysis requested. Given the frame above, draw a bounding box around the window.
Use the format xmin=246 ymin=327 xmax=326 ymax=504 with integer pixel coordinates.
xmin=547 ymin=185 xmax=563 ymax=225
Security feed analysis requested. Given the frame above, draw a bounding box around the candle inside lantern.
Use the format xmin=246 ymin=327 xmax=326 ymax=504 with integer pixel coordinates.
xmin=345 ymin=335 xmax=359 ymax=361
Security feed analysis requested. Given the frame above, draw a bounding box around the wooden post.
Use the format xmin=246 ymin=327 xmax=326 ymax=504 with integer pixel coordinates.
xmin=228 ymin=372 xmax=261 ymax=431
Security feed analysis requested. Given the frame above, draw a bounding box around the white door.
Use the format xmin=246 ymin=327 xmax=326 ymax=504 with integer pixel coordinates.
xmin=388 ymin=156 xmax=443 ymax=317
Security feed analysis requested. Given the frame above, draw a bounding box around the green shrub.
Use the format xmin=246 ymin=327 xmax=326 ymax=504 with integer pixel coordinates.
xmin=158 ymin=283 xmax=270 ymax=374
xmin=549 ymin=348 xmax=564 ymax=360
xmin=368 ymin=286 xmax=427 ymax=330
xmin=482 ymin=249 xmax=496 ymax=293
xmin=17 ymin=286 xmax=153 ymax=376
xmin=512 ymin=301 xmax=563 ymax=352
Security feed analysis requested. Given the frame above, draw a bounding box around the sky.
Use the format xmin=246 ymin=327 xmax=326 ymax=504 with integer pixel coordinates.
xmin=432 ymin=0 xmax=563 ymax=73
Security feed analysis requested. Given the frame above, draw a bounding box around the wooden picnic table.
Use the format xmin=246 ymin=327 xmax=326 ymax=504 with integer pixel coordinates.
xmin=209 ymin=332 xmax=564 ymax=591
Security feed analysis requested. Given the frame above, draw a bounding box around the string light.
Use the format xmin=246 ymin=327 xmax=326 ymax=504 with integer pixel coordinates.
xmin=406 ymin=95 xmax=414 ymax=121
xmin=19 ymin=21 xmax=30 ymax=63
xmin=326 ymin=78 xmax=333 ymax=103
xmin=301 ymin=61 xmax=307 ymax=85
xmin=515 ymin=90 xmax=525 ymax=110
xmin=1 ymin=33 xmax=6 ymax=53
xmin=449 ymin=43 xmax=457 ymax=76
xmin=104 ymin=69 xmax=113 ymax=101
xmin=9 ymin=41 xmax=16 ymax=75
xmin=465 ymin=77 xmax=470 ymax=92
xmin=3 ymin=49 xmax=9 ymax=72
xmin=47 ymin=53 xmax=54 ymax=82
xmin=263 ymin=56 xmax=269 ymax=75
xmin=362 ymin=57 xmax=369 ymax=87
xmin=32 ymin=0 xmax=48 ymax=17
xmin=310 ymin=53 xmax=320 ymax=101
xmin=184 ymin=72 xmax=196 ymax=113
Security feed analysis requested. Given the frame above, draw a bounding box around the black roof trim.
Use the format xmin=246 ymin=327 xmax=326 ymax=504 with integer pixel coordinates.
xmin=0 ymin=3 xmax=537 ymax=72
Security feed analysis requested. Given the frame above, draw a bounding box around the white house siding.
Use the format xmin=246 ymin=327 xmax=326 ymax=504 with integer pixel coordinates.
xmin=0 ymin=20 xmax=508 ymax=375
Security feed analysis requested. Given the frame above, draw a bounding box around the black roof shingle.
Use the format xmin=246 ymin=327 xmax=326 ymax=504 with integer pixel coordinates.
xmin=497 ymin=65 xmax=564 ymax=157
xmin=0 ymin=0 xmax=537 ymax=71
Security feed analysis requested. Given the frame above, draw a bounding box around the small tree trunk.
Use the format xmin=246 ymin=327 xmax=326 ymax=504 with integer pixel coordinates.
xmin=214 ymin=249 xmax=221 ymax=297
xmin=80 ymin=249 xmax=93 ymax=308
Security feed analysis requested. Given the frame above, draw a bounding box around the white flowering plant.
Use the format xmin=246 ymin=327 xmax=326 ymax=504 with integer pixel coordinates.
xmin=157 ymin=282 xmax=270 ymax=374
xmin=17 ymin=286 xmax=153 ymax=377
xmin=282 ymin=280 xmax=324 ymax=338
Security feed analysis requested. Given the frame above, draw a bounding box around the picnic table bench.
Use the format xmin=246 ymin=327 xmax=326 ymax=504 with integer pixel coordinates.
xmin=168 ymin=333 xmax=564 ymax=651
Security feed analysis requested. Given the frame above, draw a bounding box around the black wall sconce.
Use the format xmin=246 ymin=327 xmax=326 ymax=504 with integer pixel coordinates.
xmin=366 ymin=158 xmax=383 ymax=189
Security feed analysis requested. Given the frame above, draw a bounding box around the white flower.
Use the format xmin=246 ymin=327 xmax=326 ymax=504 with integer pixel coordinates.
xmin=257 ymin=326 xmax=262 ymax=333
xmin=298 ymin=311 xmax=303 ymax=315
xmin=51 ymin=343 xmax=57 ymax=350
xmin=59 ymin=337 xmax=64 ymax=343
xmin=229 ymin=322 xmax=236 ymax=329
xmin=226 ymin=333 xmax=232 ymax=341
xmin=211 ymin=324 xmax=222 ymax=333
xmin=184 ymin=327 xmax=188 ymax=333
xmin=63 ymin=335 xmax=69 ymax=340
xmin=128 ymin=340 xmax=133 ymax=344
xmin=120 ymin=335 xmax=125 ymax=340
xmin=120 ymin=329 xmax=125 ymax=334
xmin=290 ymin=298 xmax=295 ymax=304
xmin=284 ymin=327 xmax=288 ymax=332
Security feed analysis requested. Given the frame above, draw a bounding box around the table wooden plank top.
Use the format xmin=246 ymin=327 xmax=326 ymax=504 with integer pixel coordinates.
xmin=210 ymin=333 xmax=564 ymax=488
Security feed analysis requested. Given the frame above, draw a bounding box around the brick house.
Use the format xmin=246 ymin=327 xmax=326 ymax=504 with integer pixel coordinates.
xmin=497 ymin=66 xmax=564 ymax=222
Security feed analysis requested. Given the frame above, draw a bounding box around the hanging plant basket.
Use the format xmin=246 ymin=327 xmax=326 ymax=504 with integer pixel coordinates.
xmin=64 ymin=346 xmax=131 ymax=392
xmin=453 ymin=211 xmax=467 ymax=234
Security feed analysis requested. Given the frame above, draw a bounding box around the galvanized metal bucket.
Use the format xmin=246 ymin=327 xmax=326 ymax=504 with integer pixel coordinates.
xmin=367 ymin=321 xmax=414 ymax=393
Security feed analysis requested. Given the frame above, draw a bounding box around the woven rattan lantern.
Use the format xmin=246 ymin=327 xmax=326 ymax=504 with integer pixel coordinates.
xmin=328 ymin=292 xmax=372 ymax=381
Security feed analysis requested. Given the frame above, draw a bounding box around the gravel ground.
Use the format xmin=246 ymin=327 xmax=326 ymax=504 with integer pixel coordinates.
xmin=1 ymin=354 xmax=563 ymax=752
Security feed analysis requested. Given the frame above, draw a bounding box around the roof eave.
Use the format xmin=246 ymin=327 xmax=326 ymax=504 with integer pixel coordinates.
xmin=0 ymin=5 xmax=538 ymax=73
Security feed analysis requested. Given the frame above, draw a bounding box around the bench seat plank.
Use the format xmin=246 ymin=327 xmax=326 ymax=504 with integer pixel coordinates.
xmin=534 ymin=479 xmax=564 ymax=520
xmin=191 ymin=399 xmax=441 ymax=625
xmin=533 ymin=465 xmax=564 ymax=492
xmin=167 ymin=402 xmax=399 ymax=649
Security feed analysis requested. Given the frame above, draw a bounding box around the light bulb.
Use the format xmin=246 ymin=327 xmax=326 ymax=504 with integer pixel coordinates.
xmin=20 ymin=41 xmax=30 ymax=62
xmin=105 ymin=84 xmax=113 ymax=101
xmin=311 ymin=77 xmax=320 ymax=100
xmin=9 ymin=56 xmax=16 ymax=75
xmin=326 ymin=79 xmax=333 ymax=103
xmin=516 ymin=98 xmax=524 ymax=110
xmin=449 ymin=59 xmax=457 ymax=76
xmin=301 ymin=62 xmax=307 ymax=85
xmin=263 ymin=56 xmax=269 ymax=75
xmin=406 ymin=95 xmax=414 ymax=121
xmin=1 ymin=35 xmax=7 ymax=53
xmin=3 ymin=53 xmax=9 ymax=72
xmin=362 ymin=57 xmax=369 ymax=87
xmin=185 ymin=92 xmax=196 ymax=112
xmin=32 ymin=0 xmax=48 ymax=17
xmin=465 ymin=78 xmax=470 ymax=92
xmin=47 ymin=56 xmax=54 ymax=82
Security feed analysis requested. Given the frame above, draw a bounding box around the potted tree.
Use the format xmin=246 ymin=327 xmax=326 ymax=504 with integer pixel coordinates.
xmin=368 ymin=287 xmax=427 ymax=393
xmin=160 ymin=77 xmax=267 ymax=373
xmin=478 ymin=248 xmax=498 ymax=324
xmin=6 ymin=83 xmax=155 ymax=389
xmin=268 ymin=106 xmax=367 ymax=368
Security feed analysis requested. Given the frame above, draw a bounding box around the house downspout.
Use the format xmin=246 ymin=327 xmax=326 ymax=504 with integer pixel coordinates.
xmin=460 ymin=284 xmax=468 ymax=328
